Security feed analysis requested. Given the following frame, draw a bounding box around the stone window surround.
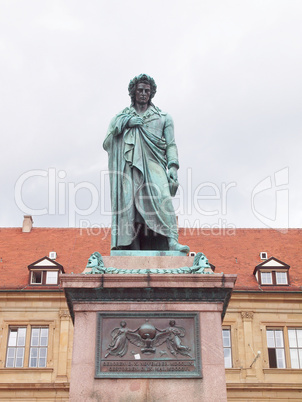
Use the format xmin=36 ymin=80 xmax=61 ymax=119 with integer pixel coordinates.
xmin=263 ymin=325 xmax=302 ymax=369
xmin=2 ymin=321 xmax=54 ymax=370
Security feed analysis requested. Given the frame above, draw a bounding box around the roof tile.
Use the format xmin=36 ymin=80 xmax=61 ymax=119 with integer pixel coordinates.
xmin=0 ymin=228 xmax=301 ymax=291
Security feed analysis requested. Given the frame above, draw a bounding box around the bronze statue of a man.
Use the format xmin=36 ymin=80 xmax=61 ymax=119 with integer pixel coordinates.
xmin=103 ymin=74 xmax=189 ymax=253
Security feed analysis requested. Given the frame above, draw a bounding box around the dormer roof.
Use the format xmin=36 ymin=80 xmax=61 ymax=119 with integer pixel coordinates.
xmin=253 ymin=256 xmax=290 ymax=275
xmin=28 ymin=256 xmax=65 ymax=272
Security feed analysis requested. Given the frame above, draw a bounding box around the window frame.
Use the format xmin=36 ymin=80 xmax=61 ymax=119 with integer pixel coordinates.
xmin=260 ymin=271 xmax=273 ymax=285
xmin=45 ymin=271 xmax=58 ymax=285
xmin=222 ymin=327 xmax=233 ymax=368
xmin=275 ymin=271 xmax=288 ymax=285
xmin=30 ymin=270 xmax=43 ymax=284
xmin=266 ymin=328 xmax=286 ymax=368
xmin=29 ymin=269 xmax=59 ymax=286
xmin=288 ymin=328 xmax=302 ymax=369
xmin=5 ymin=323 xmax=52 ymax=369
xmin=259 ymin=270 xmax=289 ymax=286
xmin=265 ymin=326 xmax=302 ymax=369
xmin=6 ymin=327 xmax=27 ymax=368
xmin=29 ymin=327 xmax=49 ymax=368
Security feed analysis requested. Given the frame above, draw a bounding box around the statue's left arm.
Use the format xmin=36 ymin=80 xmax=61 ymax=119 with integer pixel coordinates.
xmin=163 ymin=114 xmax=179 ymax=169
xmin=163 ymin=114 xmax=179 ymax=181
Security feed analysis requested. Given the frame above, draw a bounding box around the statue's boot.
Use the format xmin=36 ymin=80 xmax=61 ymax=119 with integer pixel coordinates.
xmin=168 ymin=239 xmax=190 ymax=253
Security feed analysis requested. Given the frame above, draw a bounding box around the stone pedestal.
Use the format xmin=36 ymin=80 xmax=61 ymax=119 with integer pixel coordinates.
xmin=61 ymin=256 xmax=236 ymax=402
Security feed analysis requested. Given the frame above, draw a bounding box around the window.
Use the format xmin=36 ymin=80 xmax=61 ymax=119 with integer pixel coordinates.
xmin=259 ymin=271 xmax=289 ymax=286
xmin=6 ymin=327 xmax=27 ymax=368
xmin=254 ymin=257 xmax=290 ymax=286
xmin=6 ymin=326 xmax=49 ymax=368
xmin=288 ymin=329 xmax=302 ymax=368
xmin=276 ymin=272 xmax=288 ymax=285
xmin=46 ymin=271 xmax=58 ymax=284
xmin=261 ymin=272 xmax=272 ymax=285
xmin=266 ymin=329 xmax=286 ymax=368
xmin=30 ymin=270 xmax=59 ymax=285
xmin=31 ymin=271 xmax=43 ymax=284
xmin=222 ymin=328 xmax=232 ymax=368
xmin=28 ymin=257 xmax=64 ymax=286
xmin=29 ymin=327 xmax=49 ymax=368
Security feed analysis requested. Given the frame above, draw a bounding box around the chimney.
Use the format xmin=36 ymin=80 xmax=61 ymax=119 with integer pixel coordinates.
xmin=22 ymin=215 xmax=33 ymax=233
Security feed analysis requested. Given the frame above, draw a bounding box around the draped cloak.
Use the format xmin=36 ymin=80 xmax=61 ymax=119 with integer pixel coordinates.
xmin=103 ymin=105 xmax=180 ymax=249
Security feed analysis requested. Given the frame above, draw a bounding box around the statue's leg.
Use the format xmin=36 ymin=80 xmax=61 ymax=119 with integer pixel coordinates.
xmin=130 ymin=224 xmax=141 ymax=249
xmin=139 ymin=224 xmax=169 ymax=250
xmin=117 ymin=223 xmax=141 ymax=250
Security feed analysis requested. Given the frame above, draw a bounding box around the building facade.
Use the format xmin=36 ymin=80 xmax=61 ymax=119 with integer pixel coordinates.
xmin=0 ymin=221 xmax=301 ymax=401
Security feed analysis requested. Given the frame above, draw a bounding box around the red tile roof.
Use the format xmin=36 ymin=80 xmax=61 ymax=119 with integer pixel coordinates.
xmin=0 ymin=228 xmax=301 ymax=291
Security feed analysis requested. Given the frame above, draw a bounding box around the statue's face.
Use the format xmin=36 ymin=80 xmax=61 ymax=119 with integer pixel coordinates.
xmin=87 ymin=254 xmax=98 ymax=267
xmin=199 ymin=254 xmax=210 ymax=267
xmin=135 ymin=82 xmax=151 ymax=105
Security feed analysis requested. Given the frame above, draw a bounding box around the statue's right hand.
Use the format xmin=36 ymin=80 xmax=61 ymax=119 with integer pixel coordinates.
xmin=128 ymin=116 xmax=144 ymax=127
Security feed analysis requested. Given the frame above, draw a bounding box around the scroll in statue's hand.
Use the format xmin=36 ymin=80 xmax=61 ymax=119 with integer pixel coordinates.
xmin=128 ymin=116 xmax=144 ymax=128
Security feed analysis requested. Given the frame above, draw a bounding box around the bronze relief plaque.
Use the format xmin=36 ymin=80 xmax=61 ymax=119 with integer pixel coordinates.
xmin=95 ymin=312 xmax=201 ymax=378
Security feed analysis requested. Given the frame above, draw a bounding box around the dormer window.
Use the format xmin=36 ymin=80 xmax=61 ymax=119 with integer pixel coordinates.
xmin=31 ymin=271 xmax=43 ymax=284
xmin=260 ymin=272 xmax=273 ymax=285
xmin=254 ymin=257 xmax=290 ymax=286
xmin=275 ymin=271 xmax=288 ymax=285
xmin=46 ymin=271 xmax=59 ymax=284
xmin=28 ymin=257 xmax=64 ymax=286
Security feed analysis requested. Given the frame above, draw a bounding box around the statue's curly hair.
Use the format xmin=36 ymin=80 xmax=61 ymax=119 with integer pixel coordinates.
xmin=92 ymin=251 xmax=104 ymax=267
xmin=128 ymin=74 xmax=157 ymax=105
xmin=193 ymin=252 xmax=207 ymax=267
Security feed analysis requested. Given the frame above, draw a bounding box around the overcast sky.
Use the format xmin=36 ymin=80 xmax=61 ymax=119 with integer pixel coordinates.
xmin=0 ymin=0 xmax=301 ymax=230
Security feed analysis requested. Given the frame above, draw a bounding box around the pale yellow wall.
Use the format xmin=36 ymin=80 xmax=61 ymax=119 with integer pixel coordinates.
xmin=0 ymin=291 xmax=72 ymax=401
xmin=0 ymin=290 xmax=301 ymax=401
xmin=224 ymin=291 xmax=302 ymax=401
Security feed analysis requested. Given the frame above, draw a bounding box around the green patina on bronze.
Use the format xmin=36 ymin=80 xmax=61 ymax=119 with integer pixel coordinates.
xmin=85 ymin=252 xmax=213 ymax=275
xmin=95 ymin=312 xmax=202 ymax=379
xmin=103 ymin=74 xmax=189 ymax=253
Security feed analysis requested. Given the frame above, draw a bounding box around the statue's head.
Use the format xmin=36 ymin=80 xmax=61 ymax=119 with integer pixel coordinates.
xmin=86 ymin=252 xmax=104 ymax=268
xmin=128 ymin=74 xmax=157 ymax=106
xmin=193 ymin=252 xmax=211 ymax=268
